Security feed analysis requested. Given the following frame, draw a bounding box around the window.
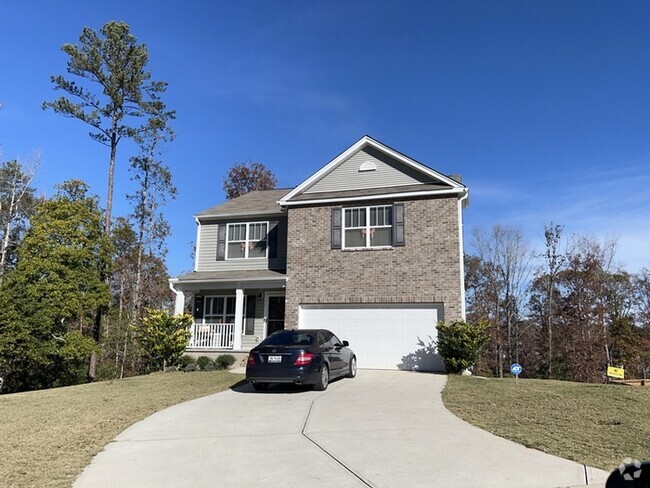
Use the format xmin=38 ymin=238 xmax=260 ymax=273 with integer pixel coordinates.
xmin=226 ymin=222 xmax=268 ymax=259
xmin=343 ymin=205 xmax=392 ymax=248
xmin=204 ymin=296 xmax=244 ymax=324
xmin=263 ymin=331 xmax=315 ymax=346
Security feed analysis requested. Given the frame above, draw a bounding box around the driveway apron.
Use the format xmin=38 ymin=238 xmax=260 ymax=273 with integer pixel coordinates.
xmin=75 ymin=370 xmax=608 ymax=487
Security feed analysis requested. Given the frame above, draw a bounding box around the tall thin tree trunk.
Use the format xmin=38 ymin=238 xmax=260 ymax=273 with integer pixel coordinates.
xmin=120 ymin=327 xmax=129 ymax=379
xmin=132 ymin=158 xmax=149 ymax=327
xmin=92 ymin=126 xmax=118 ymax=381
xmin=547 ymin=283 xmax=554 ymax=378
xmin=104 ymin=127 xmax=118 ymax=235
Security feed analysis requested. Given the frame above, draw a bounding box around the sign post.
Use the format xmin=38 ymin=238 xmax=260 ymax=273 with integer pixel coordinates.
xmin=510 ymin=363 xmax=522 ymax=381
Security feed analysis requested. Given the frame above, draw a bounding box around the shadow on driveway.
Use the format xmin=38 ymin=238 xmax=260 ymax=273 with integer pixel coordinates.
xmin=230 ymin=378 xmax=345 ymax=394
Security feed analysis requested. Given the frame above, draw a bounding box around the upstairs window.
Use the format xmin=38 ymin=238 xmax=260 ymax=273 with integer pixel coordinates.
xmin=343 ymin=206 xmax=392 ymax=248
xmin=226 ymin=222 xmax=268 ymax=259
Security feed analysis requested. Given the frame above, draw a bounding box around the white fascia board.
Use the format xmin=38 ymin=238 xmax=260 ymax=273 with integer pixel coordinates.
xmin=178 ymin=276 xmax=287 ymax=284
xmin=280 ymin=187 xmax=467 ymax=206
xmin=279 ymin=135 xmax=466 ymax=206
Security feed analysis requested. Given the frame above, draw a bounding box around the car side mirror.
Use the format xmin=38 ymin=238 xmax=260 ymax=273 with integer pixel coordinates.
xmin=342 ymin=340 xmax=349 ymax=347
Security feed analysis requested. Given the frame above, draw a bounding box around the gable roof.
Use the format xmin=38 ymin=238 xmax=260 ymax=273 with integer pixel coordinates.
xmin=195 ymin=189 xmax=290 ymax=219
xmin=279 ymin=135 xmax=467 ymax=206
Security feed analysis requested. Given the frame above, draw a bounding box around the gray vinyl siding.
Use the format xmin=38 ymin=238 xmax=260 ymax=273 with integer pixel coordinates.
xmin=241 ymin=316 xmax=265 ymax=350
xmin=304 ymin=146 xmax=435 ymax=194
xmin=197 ymin=223 xmax=219 ymax=270
xmin=196 ymin=218 xmax=287 ymax=272
xmin=196 ymin=217 xmax=287 ymax=271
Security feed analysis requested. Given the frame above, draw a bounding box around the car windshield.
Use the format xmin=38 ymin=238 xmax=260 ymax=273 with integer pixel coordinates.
xmin=263 ymin=331 xmax=315 ymax=346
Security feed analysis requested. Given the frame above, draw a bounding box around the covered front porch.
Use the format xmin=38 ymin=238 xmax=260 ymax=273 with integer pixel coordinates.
xmin=169 ymin=270 xmax=287 ymax=352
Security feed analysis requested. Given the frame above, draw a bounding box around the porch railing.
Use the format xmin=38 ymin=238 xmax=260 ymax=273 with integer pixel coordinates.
xmin=187 ymin=323 xmax=235 ymax=350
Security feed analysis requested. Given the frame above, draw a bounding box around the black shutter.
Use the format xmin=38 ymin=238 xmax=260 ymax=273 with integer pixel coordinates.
xmin=193 ymin=295 xmax=204 ymax=320
xmin=216 ymin=224 xmax=226 ymax=261
xmin=392 ymin=203 xmax=405 ymax=246
xmin=331 ymin=208 xmax=342 ymax=249
xmin=245 ymin=295 xmax=256 ymax=335
xmin=268 ymin=221 xmax=278 ymax=259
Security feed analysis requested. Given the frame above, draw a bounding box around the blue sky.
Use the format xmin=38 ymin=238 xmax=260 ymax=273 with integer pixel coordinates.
xmin=1 ymin=1 xmax=649 ymax=275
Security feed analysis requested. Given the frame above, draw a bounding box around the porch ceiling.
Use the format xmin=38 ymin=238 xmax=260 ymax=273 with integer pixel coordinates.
xmin=172 ymin=269 xmax=286 ymax=291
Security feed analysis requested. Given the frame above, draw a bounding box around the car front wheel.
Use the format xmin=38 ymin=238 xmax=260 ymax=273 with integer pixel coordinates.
xmin=347 ymin=356 xmax=357 ymax=378
xmin=314 ymin=365 xmax=329 ymax=391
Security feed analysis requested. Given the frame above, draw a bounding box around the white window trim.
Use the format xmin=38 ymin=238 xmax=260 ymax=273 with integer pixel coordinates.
xmin=203 ymin=295 xmax=247 ymax=324
xmin=225 ymin=221 xmax=269 ymax=260
xmin=342 ymin=205 xmax=393 ymax=249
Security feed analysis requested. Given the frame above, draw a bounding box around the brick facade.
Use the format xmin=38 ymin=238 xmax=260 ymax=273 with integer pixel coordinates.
xmin=284 ymin=196 xmax=463 ymax=328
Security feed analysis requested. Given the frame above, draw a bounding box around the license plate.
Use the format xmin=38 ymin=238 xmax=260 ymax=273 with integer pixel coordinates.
xmin=268 ymin=355 xmax=282 ymax=363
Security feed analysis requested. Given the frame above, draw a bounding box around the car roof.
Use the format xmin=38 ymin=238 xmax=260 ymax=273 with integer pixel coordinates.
xmin=272 ymin=329 xmax=330 ymax=334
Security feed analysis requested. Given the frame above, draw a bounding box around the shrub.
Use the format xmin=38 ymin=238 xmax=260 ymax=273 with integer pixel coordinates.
xmin=215 ymin=354 xmax=237 ymax=370
xmin=196 ymin=356 xmax=213 ymax=371
xmin=183 ymin=363 xmax=198 ymax=372
xmin=436 ymin=320 xmax=490 ymax=374
xmin=134 ymin=310 xmax=193 ymax=371
xmin=176 ymin=354 xmax=195 ymax=368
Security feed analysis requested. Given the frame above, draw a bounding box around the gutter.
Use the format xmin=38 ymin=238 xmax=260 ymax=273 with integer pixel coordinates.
xmin=278 ymin=187 xmax=466 ymax=207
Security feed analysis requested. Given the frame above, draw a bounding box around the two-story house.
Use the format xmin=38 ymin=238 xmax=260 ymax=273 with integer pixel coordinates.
xmin=169 ymin=136 xmax=468 ymax=370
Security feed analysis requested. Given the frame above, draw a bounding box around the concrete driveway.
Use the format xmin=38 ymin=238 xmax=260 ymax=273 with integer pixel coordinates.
xmin=75 ymin=370 xmax=608 ymax=487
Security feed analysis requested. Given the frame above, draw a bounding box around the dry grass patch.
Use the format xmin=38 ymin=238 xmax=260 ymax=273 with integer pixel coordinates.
xmin=0 ymin=371 xmax=244 ymax=487
xmin=442 ymin=376 xmax=650 ymax=471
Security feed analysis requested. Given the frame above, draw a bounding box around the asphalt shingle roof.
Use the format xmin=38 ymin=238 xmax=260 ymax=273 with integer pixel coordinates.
xmin=176 ymin=269 xmax=286 ymax=283
xmin=195 ymin=189 xmax=291 ymax=218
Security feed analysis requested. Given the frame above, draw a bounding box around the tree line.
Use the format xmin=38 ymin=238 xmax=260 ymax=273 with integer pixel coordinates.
xmin=0 ymin=21 xmax=177 ymax=393
xmin=0 ymin=21 xmax=279 ymax=394
xmin=466 ymin=223 xmax=650 ymax=382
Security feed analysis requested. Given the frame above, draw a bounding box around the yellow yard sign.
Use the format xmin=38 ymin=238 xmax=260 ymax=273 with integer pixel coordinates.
xmin=607 ymin=366 xmax=625 ymax=379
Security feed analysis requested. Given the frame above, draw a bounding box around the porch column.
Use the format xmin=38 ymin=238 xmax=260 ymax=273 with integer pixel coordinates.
xmin=233 ymin=289 xmax=244 ymax=350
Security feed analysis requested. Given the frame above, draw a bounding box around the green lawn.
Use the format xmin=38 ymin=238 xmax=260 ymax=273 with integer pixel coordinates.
xmin=0 ymin=371 xmax=244 ymax=487
xmin=442 ymin=376 xmax=650 ymax=471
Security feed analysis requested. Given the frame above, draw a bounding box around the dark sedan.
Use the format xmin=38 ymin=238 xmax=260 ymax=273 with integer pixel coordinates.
xmin=246 ymin=329 xmax=356 ymax=391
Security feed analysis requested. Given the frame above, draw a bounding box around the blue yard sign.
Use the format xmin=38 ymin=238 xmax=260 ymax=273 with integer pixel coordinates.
xmin=510 ymin=363 xmax=522 ymax=376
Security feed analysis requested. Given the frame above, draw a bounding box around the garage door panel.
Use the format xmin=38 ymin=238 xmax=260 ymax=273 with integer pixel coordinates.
xmin=299 ymin=304 xmax=445 ymax=371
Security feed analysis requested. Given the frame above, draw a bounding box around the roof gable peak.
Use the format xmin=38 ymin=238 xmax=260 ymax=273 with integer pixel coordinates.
xmin=279 ymin=136 xmax=465 ymax=205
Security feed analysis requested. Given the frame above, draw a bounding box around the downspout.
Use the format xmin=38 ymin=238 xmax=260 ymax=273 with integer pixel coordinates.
xmin=458 ymin=190 xmax=469 ymax=321
xmin=169 ymin=279 xmax=193 ymax=349
xmin=168 ymin=279 xmax=185 ymax=316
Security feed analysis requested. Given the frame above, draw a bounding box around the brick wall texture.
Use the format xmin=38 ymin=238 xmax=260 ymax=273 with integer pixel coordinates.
xmin=284 ymin=196 xmax=463 ymax=327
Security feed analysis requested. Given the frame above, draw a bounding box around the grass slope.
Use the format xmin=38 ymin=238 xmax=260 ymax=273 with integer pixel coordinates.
xmin=0 ymin=371 xmax=244 ymax=487
xmin=442 ymin=376 xmax=650 ymax=470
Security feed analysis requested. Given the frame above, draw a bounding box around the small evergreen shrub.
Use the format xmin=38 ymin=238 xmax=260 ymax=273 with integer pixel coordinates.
xmin=215 ymin=354 xmax=237 ymax=370
xmin=436 ymin=320 xmax=490 ymax=374
xmin=196 ymin=356 xmax=213 ymax=371
xmin=176 ymin=355 xmax=195 ymax=368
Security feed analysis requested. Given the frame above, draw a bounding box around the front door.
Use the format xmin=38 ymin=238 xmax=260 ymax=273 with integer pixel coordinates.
xmin=265 ymin=294 xmax=285 ymax=336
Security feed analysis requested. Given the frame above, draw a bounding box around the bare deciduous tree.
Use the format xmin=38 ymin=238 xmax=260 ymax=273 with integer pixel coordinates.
xmin=470 ymin=224 xmax=532 ymax=377
xmin=0 ymin=156 xmax=38 ymax=284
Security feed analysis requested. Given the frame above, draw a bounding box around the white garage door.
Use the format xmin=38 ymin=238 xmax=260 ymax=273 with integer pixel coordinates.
xmin=299 ymin=303 xmax=445 ymax=371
